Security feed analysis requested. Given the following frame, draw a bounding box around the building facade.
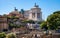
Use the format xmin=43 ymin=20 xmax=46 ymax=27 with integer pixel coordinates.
xmin=24 ymin=3 xmax=42 ymax=21
xmin=7 ymin=3 xmax=42 ymax=22
xmin=0 ymin=15 xmax=8 ymax=31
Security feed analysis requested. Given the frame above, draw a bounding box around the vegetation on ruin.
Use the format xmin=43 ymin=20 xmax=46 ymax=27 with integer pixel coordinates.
xmin=0 ymin=32 xmax=16 ymax=38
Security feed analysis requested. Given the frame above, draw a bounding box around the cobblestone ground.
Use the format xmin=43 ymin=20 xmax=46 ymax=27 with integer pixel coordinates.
xmin=16 ymin=31 xmax=60 ymax=38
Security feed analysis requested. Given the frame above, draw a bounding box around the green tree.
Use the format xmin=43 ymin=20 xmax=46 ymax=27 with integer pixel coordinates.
xmin=53 ymin=11 xmax=60 ymax=14
xmin=47 ymin=11 xmax=60 ymax=30
xmin=6 ymin=33 xmax=16 ymax=38
xmin=40 ymin=21 xmax=48 ymax=30
xmin=22 ymin=20 xmax=35 ymax=24
xmin=38 ymin=21 xmax=44 ymax=24
xmin=20 ymin=9 xmax=24 ymax=14
xmin=0 ymin=32 xmax=6 ymax=38
xmin=3 ymin=14 xmax=7 ymax=17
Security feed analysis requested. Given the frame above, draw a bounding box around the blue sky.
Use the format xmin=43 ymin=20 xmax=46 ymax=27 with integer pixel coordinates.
xmin=0 ymin=0 xmax=60 ymax=20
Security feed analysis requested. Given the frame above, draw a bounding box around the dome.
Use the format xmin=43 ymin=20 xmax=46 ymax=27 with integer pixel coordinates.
xmin=10 ymin=11 xmax=20 ymax=14
xmin=9 ymin=7 xmax=20 ymax=14
xmin=8 ymin=7 xmax=24 ymax=18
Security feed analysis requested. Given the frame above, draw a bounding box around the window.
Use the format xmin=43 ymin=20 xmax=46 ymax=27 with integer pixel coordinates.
xmin=37 ymin=13 xmax=40 ymax=18
xmin=32 ymin=13 xmax=35 ymax=18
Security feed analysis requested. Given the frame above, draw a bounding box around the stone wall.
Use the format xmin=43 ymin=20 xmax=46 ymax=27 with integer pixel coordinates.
xmin=16 ymin=33 xmax=60 ymax=38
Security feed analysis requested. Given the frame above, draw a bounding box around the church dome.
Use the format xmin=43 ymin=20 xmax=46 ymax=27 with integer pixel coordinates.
xmin=8 ymin=7 xmax=24 ymax=18
xmin=9 ymin=7 xmax=20 ymax=14
xmin=10 ymin=11 xmax=20 ymax=14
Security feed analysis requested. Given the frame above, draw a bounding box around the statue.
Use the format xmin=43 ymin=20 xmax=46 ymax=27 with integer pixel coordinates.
xmin=14 ymin=7 xmax=18 ymax=11
xmin=34 ymin=3 xmax=39 ymax=7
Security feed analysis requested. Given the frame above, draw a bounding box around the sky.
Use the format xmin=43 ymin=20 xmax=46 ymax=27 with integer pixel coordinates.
xmin=0 ymin=0 xmax=60 ymax=20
